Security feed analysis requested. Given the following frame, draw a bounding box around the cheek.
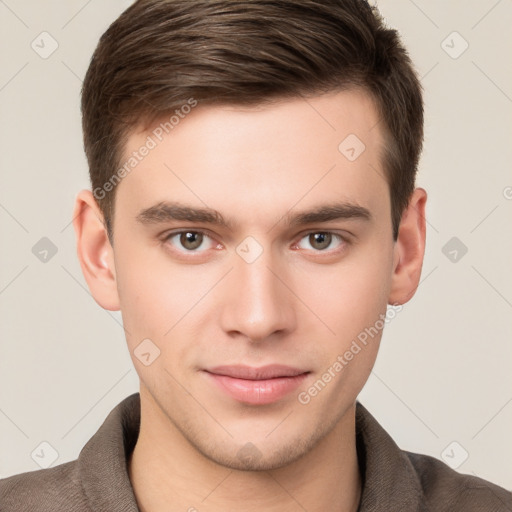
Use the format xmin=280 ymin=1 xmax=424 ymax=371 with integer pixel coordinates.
xmin=294 ymin=246 xmax=393 ymax=401
xmin=114 ymin=242 xmax=223 ymax=377
xmin=296 ymin=258 xmax=392 ymax=409
xmin=296 ymin=243 xmax=394 ymax=341
xmin=113 ymin=242 xmax=190 ymax=342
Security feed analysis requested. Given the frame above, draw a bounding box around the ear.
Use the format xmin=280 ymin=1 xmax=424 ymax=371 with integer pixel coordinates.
xmin=388 ymin=187 xmax=427 ymax=305
xmin=72 ymin=189 xmax=120 ymax=311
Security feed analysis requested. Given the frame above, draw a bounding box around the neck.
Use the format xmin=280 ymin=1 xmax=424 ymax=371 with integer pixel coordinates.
xmin=128 ymin=388 xmax=362 ymax=512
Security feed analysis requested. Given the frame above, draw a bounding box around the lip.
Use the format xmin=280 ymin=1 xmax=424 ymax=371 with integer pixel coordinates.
xmin=204 ymin=365 xmax=310 ymax=405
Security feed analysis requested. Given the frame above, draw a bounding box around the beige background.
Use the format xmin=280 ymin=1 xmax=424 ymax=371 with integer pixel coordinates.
xmin=1 ymin=0 xmax=511 ymax=489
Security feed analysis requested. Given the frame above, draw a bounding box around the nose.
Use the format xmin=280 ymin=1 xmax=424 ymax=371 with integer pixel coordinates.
xmin=219 ymin=244 xmax=297 ymax=343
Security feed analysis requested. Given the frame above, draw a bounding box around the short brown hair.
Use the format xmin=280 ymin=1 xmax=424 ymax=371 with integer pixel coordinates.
xmin=81 ymin=0 xmax=423 ymax=241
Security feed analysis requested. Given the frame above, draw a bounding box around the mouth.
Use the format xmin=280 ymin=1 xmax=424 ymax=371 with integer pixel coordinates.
xmin=203 ymin=365 xmax=311 ymax=405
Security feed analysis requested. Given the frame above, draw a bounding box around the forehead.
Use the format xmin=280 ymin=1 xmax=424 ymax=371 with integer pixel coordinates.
xmin=114 ymin=89 xmax=388 ymax=227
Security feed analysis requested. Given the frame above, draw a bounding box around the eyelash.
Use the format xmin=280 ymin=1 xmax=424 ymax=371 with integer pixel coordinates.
xmin=161 ymin=229 xmax=348 ymax=256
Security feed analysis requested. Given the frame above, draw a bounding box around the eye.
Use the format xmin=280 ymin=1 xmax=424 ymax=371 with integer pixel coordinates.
xmin=164 ymin=230 xmax=218 ymax=252
xmin=295 ymin=232 xmax=345 ymax=252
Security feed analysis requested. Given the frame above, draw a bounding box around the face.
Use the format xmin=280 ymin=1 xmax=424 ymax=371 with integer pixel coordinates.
xmin=100 ymin=90 xmax=402 ymax=470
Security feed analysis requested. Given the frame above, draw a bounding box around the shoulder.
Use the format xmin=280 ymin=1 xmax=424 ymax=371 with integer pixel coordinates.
xmin=0 ymin=460 xmax=91 ymax=512
xmin=404 ymin=450 xmax=512 ymax=512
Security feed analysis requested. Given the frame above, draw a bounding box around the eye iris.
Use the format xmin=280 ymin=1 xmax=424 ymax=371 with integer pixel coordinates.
xmin=310 ymin=232 xmax=331 ymax=250
xmin=180 ymin=232 xmax=203 ymax=250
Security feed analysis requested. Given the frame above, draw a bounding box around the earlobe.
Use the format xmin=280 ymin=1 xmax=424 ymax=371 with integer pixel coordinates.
xmin=72 ymin=189 xmax=120 ymax=311
xmin=388 ymin=188 xmax=427 ymax=305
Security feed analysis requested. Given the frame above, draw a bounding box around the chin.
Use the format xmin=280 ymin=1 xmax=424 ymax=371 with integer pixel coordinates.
xmin=194 ymin=429 xmax=322 ymax=472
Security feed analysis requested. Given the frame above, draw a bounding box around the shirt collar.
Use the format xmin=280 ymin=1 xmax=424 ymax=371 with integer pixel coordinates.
xmin=355 ymin=401 xmax=428 ymax=511
xmin=78 ymin=393 xmax=140 ymax=511
xmin=77 ymin=392 xmax=427 ymax=511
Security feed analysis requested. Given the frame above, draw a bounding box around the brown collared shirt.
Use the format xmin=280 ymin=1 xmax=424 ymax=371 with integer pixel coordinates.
xmin=1 ymin=393 xmax=510 ymax=511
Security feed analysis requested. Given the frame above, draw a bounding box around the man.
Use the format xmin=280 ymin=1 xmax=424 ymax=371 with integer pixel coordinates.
xmin=1 ymin=0 xmax=510 ymax=510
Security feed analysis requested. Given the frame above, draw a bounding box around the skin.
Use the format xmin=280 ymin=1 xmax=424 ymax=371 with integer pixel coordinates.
xmin=73 ymin=89 xmax=426 ymax=512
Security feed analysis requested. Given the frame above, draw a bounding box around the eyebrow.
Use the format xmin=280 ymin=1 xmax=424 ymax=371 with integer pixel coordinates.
xmin=135 ymin=201 xmax=371 ymax=230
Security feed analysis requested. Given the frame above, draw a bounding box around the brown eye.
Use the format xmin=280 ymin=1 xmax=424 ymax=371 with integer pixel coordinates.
xmin=295 ymin=232 xmax=345 ymax=253
xmin=164 ymin=230 xmax=215 ymax=253
xmin=179 ymin=231 xmax=204 ymax=250
xmin=309 ymin=232 xmax=332 ymax=250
